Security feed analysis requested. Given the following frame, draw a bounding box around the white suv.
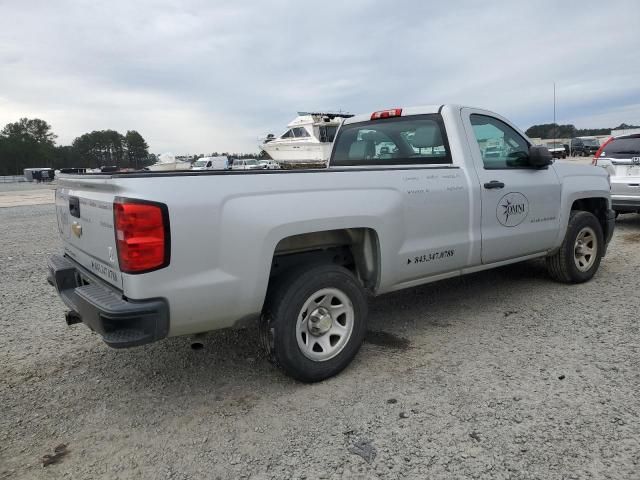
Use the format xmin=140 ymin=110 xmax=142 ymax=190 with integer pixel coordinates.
xmin=258 ymin=160 xmax=281 ymax=169
xmin=594 ymin=134 xmax=640 ymax=215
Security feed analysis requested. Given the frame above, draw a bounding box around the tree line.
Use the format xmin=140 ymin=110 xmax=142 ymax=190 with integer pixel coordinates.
xmin=525 ymin=123 xmax=640 ymax=140
xmin=0 ymin=118 xmax=151 ymax=175
xmin=0 ymin=117 xmax=265 ymax=176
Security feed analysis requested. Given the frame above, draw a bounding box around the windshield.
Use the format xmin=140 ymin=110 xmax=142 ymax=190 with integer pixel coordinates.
xmin=193 ymin=160 xmax=207 ymax=167
xmin=583 ymin=139 xmax=599 ymax=147
xmin=246 ymin=160 xmax=258 ymax=166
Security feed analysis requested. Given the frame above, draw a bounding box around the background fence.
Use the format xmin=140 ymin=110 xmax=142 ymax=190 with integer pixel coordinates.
xmin=0 ymin=175 xmax=28 ymax=183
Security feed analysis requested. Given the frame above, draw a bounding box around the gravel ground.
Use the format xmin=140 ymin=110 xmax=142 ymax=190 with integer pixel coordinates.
xmin=1 ymin=200 xmax=639 ymax=480
xmin=0 ymin=181 xmax=56 ymax=193
xmin=0 ymin=182 xmax=55 ymax=208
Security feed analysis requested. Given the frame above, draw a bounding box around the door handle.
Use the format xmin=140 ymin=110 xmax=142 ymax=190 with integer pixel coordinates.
xmin=484 ymin=181 xmax=505 ymax=189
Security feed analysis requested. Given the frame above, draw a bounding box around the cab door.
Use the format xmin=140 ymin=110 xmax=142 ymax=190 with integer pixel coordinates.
xmin=461 ymin=108 xmax=562 ymax=264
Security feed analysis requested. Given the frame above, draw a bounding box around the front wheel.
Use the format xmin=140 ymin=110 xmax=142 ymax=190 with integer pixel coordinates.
xmin=261 ymin=264 xmax=368 ymax=382
xmin=546 ymin=211 xmax=604 ymax=283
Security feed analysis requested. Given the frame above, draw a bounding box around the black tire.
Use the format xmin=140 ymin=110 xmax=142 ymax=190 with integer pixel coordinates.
xmin=261 ymin=264 xmax=368 ymax=382
xmin=546 ymin=211 xmax=604 ymax=283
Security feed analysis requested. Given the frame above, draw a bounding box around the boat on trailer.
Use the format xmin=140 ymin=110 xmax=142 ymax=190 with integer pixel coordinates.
xmin=146 ymin=153 xmax=191 ymax=171
xmin=260 ymin=112 xmax=353 ymax=164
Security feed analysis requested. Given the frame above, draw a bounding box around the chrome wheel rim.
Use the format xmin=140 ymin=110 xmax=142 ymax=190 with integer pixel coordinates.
xmin=296 ymin=287 xmax=354 ymax=362
xmin=574 ymin=227 xmax=598 ymax=272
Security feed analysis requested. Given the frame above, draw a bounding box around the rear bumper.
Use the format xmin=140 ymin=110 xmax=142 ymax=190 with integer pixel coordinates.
xmin=611 ymin=196 xmax=640 ymax=212
xmin=47 ymin=254 xmax=169 ymax=348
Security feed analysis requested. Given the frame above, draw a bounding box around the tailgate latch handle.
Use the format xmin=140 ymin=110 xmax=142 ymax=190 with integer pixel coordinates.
xmin=69 ymin=196 xmax=80 ymax=218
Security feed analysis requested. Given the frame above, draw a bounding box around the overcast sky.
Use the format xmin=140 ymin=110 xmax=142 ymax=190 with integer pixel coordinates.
xmin=1 ymin=0 xmax=638 ymax=154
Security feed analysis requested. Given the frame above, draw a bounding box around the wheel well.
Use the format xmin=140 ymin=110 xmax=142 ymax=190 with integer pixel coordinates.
xmin=571 ymin=197 xmax=609 ymax=237
xmin=270 ymin=228 xmax=379 ymax=290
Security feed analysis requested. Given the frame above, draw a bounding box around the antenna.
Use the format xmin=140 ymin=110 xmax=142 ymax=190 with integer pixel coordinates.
xmin=553 ymin=82 xmax=556 ymax=146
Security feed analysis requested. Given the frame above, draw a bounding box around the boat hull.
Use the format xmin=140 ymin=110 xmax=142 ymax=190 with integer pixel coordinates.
xmin=146 ymin=162 xmax=191 ymax=171
xmin=260 ymin=142 xmax=332 ymax=162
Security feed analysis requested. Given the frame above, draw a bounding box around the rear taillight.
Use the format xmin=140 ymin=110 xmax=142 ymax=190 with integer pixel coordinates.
xmin=592 ymin=136 xmax=613 ymax=165
xmin=371 ymin=108 xmax=402 ymax=120
xmin=113 ymin=199 xmax=170 ymax=273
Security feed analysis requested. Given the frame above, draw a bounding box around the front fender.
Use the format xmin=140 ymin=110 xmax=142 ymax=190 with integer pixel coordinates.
xmin=553 ymin=174 xmax=611 ymax=249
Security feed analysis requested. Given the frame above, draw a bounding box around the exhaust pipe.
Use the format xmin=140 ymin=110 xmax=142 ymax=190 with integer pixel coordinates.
xmin=65 ymin=311 xmax=82 ymax=326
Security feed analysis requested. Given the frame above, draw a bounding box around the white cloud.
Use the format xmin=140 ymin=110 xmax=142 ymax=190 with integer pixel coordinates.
xmin=0 ymin=0 xmax=638 ymax=154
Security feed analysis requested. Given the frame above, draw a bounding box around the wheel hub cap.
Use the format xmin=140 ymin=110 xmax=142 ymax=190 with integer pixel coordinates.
xmin=296 ymin=287 xmax=355 ymax=362
xmin=573 ymin=226 xmax=597 ymax=272
xmin=308 ymin=307 xmax=332 ymax=336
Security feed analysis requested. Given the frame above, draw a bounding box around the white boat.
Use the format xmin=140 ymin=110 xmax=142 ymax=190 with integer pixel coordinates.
xmin=146 ymin=152 xmax=191 ymax=171
xmin=260 ymin=112 xmax=353 ymax=163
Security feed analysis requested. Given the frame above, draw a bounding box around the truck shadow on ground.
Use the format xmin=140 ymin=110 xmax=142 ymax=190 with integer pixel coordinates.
xmin=615 ymin=213 xmax=640 ymax=243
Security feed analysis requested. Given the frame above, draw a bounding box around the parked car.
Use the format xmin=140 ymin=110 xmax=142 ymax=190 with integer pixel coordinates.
xmin=546 ymin=142 xmax=567 ymax=159
xmin=593 ymin=134 xmax=640 ymax=215
xmin=24 ymin=167 xmax=55 ymax=182
xmin=258 ymin=160 xmax=281 ymax=170
xmin=232 ymin=158 xmax=263 ymax=170
xmin=48 ymin=104 xmax=614 ymax=382
xmin=571 ymin=137 xmax=600 ymax=157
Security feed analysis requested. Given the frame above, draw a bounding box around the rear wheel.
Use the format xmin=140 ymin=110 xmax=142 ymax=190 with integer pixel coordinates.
xmin=546 ymin=211 xmax=604 ymax=283
xmin=261 ymin=264 xmax=368 ymax=382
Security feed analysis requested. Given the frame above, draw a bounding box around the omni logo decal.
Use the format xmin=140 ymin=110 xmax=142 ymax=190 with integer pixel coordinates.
xmin=497 ymin=192 xmax=529 ymax=227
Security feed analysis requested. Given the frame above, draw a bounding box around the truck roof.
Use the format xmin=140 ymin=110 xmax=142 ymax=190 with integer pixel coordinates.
xmin=342 ymin=105 xmax=471 ymax=125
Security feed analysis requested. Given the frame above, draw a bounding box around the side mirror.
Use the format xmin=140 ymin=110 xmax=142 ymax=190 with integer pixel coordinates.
xmin=528 ymin=145 xmax=553 ymax=168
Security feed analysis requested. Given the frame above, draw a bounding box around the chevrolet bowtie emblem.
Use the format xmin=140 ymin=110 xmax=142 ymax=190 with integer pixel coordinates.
xmin=71 ymin=221 xmax=83 ymax=238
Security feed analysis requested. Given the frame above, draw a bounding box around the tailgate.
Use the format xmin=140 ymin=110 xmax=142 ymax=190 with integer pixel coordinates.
xmin=55 ymin=179 xmax=123 ymax=289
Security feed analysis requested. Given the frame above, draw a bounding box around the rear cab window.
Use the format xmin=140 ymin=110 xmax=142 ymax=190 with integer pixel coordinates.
xmin=331 ymin=114 xmax=451 ymax=166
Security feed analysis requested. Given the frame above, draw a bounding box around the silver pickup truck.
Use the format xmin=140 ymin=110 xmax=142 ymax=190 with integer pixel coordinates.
xmin=48 ymin=105 xmax=615 ymax=382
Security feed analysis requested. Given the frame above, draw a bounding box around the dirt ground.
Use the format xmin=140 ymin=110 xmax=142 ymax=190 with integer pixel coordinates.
xmin=1 ymin=179 xmax=639 ymax=479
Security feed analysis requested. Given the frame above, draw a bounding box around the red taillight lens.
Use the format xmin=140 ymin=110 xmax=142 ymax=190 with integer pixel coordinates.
xmin=592 ymin=136 xmax=613 ymax=165
xmin=113 ymin=200 xmax=169 ymax=273
xmin=371 ymin=108 xmax=402 ymax=120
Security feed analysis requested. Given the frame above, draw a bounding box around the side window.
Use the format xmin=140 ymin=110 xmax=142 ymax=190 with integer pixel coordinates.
xmin=293 ymin=127 xmax=310 ymax=138
xmin=470 ymin=114 xmax=530 ymax=169
xmin=332 ymin=115 xmax=451 ymax=166
xmin=319 ymin=125 xmax=338 ymax=143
